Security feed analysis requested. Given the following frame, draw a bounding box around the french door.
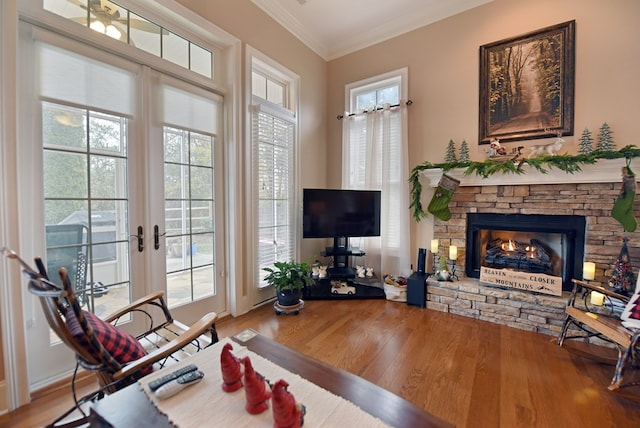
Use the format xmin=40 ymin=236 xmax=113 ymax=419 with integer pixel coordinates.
xmin=18 ymin=27 xmax=226 ymax=389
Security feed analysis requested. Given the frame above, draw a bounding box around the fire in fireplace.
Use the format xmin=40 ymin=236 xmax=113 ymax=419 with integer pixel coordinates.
xmin=465 ymin=213 xmax=587 ymax=291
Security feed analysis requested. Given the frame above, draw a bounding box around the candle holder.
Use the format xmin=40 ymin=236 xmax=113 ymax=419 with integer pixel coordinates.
xmin=431 ymin=253 xmax=439 ymax=275
xmin=448 ymin=258 xmax=459 ymax=281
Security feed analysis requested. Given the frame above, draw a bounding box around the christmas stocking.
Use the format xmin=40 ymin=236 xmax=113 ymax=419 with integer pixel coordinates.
xmin=428 ymin=174 xmax=460 ymax=221
xmin=612 ymin=165 xmax=637 ymax=232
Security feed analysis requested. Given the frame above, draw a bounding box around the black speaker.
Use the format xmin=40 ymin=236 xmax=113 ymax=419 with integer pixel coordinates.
xmin=417 ymin=248 xmax=426 ymax=273
xmin=407 ymin=272 xmax=428 ymax=308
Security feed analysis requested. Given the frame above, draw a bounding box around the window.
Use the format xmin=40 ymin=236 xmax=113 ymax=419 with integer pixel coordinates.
xmin=163 ymin=127 xmax=216 ymax=306
xmin=352 ymin=80 xmax=400 ymax=111
xmin=37 ymin=41 xmax=136 ymax=316
xmin=342 ymin=68 xmax=411 ymax=276
xmin=250 ymin=51 xmax=298 ymax=290
xmin=43 ymin=0 xmax=214 ymax=78
xmin=43 ymin=102 xmax=131 ymax=312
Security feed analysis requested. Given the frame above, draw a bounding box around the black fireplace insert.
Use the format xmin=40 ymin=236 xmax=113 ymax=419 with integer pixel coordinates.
xmin=465 ymin=213 xmax=586 ymax=291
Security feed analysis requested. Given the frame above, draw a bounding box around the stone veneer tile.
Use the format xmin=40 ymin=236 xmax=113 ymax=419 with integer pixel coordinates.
xmin=475 ymin=301 xmax=520 ymax=317
xmin=426 ymin=301 xmax=448 ymax=312
xmin=428 ymin=181 xmax=640 ymax=343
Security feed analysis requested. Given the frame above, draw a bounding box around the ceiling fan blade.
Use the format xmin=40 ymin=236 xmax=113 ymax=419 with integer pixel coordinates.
xmin=127 ymin=19 xmax=167 ymax=34
xmin=70 ymin=16 xmax=89 ymax=25
xmin=66 ymin=0 xmax=88 ymax=9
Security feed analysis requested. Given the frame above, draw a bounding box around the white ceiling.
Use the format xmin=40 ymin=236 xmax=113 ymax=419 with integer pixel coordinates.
xmin=251 ymin=0 xmax=493 ymax=61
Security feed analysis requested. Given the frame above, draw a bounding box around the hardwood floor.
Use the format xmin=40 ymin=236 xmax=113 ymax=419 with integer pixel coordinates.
xmin=2 ymin=299 xmax=640 ymax=427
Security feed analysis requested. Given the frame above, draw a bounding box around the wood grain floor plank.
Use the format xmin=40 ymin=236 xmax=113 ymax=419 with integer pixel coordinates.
xmin=2 ymin=299 xmax=640 ymax=427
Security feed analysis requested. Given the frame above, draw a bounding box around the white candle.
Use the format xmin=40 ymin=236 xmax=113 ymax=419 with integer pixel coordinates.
xmin=583 ymin=262 xmax=595 ymax=281
xmin=449 ymin=245 xmax=458 ymax=260
xmin=590 ymin=291 xmax=605 ymax=306
xmin=431 ymin=239 xmax=439 ymax=254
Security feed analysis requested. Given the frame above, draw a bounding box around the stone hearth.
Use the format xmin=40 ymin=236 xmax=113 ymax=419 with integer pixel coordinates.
xmin=421 ymin=158 xmax=640 ymax=337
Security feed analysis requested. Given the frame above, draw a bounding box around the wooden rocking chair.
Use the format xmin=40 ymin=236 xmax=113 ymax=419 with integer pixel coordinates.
xmin=557 ymin=279 xmax=640 ymax=397
xmin=2 ymin=247 xmax=218 ymax=423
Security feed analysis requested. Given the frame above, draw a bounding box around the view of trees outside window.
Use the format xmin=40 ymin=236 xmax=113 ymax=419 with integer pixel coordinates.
xmin=42 ymin=101 xmax=131 ymax=317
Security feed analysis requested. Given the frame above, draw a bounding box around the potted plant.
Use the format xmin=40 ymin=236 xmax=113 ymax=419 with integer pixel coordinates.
xmin=263 ymin=260 xmax=315 ymax=307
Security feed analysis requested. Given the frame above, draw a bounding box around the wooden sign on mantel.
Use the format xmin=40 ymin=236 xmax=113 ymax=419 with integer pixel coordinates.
xmin=479 ymin=266 xmax=562 ymax=296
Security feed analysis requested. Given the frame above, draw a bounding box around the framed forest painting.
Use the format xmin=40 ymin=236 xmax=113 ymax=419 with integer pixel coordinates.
xmin=478 ymin=20 xmax=575 ymax=144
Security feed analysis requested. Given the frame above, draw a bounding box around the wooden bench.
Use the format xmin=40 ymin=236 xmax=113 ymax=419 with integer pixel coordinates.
xmin=557 ymin=279 xmax=640 ymax=392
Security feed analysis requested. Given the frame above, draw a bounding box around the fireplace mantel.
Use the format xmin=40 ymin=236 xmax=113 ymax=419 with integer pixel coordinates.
xmin=422 ymin=158 xmax=640 ymax=187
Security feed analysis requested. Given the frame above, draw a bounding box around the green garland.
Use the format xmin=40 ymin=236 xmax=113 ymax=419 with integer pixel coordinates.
xmin=409 ymin=145 xmax=640 ymax=222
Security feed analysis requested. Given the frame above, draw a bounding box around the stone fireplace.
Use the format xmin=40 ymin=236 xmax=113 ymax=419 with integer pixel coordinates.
xmin=420 ymin=159 xmax=640 ymax=337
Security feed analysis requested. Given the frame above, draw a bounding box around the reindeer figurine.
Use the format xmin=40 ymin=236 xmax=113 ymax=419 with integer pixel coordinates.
xmin=528 ymin=130 xmax=565 ymax=158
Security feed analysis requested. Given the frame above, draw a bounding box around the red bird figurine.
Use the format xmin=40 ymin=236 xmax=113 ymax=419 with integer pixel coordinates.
xmin=242 ymin=356 xmax=272 ymax=414
xmin=272 ymin=379 xmax=306 ymax=428
xmin=220 ymin=343 xmax=243 ymax=392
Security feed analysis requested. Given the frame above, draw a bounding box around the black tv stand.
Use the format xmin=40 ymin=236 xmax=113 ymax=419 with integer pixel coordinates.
xmin=320 ymin=237 xmax=365 ymax=279
xmin=327 ymin=266 xmax=356 ymax=279
xmin=304 ymin=276 xmax=385 ymax=300
xmin=323 ymin=246 xmax=366 ymax=257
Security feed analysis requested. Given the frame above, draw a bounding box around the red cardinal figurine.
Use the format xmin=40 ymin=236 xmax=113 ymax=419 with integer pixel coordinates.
xmin=220 ymin=343 xmax=243 ymax=392
xmin=242 ymin=356 xmax=272 ymax=414
xmin=272 ymin=379 xmax=306 ymax=428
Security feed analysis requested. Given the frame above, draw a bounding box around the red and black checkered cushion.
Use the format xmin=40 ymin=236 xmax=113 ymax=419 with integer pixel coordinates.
xmin=622 ymin=276 xmax=640 ymax=329
xmin=64 ymin=306 xmax=152 ymax=376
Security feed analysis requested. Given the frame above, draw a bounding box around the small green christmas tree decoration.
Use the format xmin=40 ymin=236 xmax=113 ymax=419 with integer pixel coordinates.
xmin=445 ymin=139 xmax=457 ymax=163
xmin=578 ymin=128 xmax=594 ymax=154
xmin=608 ymin=237 xmax=636 ymax=296
xmin=459 ymin=140 xmax=470 ymax=163
xmin=597 ymin=122 xmax=615 ymax=151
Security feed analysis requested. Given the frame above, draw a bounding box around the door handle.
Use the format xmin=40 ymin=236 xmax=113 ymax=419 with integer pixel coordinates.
xmin=134 ymin=226 xmax=144 ymax=252
xmin=154 ymin=225 xmax=166 ymax=250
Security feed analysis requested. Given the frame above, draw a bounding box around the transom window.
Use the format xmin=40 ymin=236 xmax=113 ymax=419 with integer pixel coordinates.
xmin=350 ymin=77 xmax=401 ymax=111
xmin=43 ymin=0 xmax=213 ymax=78
xmin=252 ymin=70 xmax=286 ymax=106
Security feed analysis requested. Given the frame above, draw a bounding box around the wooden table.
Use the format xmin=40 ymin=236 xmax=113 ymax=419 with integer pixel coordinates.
xmin=90 ymin=333 xmax=452 ymax=427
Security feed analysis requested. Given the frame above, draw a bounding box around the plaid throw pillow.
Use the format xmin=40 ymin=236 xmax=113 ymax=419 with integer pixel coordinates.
xmin=64 ymin=306 xmax=152 ymax=376
xmin=621 ymin=275 xmax=640 ymax=329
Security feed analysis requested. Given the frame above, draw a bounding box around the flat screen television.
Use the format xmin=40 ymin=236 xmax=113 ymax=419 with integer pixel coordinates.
xmin=302 ymin=188 xmax=381 ymax=243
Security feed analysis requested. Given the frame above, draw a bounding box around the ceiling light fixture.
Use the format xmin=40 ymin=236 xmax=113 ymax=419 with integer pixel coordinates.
xmin=89 ymin=20 xmax=122 ymax=40
xmin=105 ymin=24 xmax=122 ymax=40
xmin=89 ymin=20 xmax=106 ymax=33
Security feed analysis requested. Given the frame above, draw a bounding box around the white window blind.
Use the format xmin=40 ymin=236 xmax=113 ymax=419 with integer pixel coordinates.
xmin=252 ymin=105 xmax=295 ymax=287
xmin=160 ymin=81 xmax=222 ymax=135
xmin=37 ymin=42 xmax=135 ymax=116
